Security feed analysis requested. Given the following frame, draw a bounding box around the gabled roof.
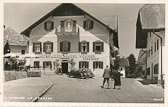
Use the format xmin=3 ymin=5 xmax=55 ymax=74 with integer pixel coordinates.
xmin=4 ymin=27 xmax=28 ymax=46
xmin=21 ymin=3 xmax=119 ymax=48
xmin=136 ymin=4 xmax=165 ymax=48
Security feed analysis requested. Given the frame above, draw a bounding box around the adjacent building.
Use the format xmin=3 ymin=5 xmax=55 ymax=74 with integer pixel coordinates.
xmin=21 ymin=3 xmax=119 ymax=74
xmin=136 ymin=4 xmax=165 ymax=84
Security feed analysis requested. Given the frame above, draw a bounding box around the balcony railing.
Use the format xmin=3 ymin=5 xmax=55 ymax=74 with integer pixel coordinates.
xmin=55 ymin=26 xmax=79 ymax=36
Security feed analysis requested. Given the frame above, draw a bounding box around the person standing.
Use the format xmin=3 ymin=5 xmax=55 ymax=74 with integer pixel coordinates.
xmin=101 ymin=65 xmax=111 ymax=89
xmin=113 ymin=68 xmax=121 ymax=89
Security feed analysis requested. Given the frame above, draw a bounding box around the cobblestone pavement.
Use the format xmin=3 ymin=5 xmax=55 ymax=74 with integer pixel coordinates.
xmin=38 ymin=74 xmax=164 ymax=103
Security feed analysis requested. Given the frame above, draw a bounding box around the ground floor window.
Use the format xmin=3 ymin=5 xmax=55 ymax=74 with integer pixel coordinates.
xmin=21 ymin=50 xmax=25 ymax=55
xmin=154 ymin=63 xmax=159 ymax=74
xmin=43 ymin=61 xmax=52 ymax=69
xmin=79 ymin=61 xmax=89 ymax=68
xmin=34 ymin=61 xmax=40 ymax=68
xmin=147 ymin=67 xmax=150 ymax=75
xmin=93 ymin=61 xmax=103 ymax=69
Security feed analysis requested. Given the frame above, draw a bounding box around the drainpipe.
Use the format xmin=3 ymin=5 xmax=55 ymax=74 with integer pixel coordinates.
xmin=152 ymin=30 xmax=163 ymax=85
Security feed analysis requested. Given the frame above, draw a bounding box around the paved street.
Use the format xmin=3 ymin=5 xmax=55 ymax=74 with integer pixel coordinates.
xmin=38 ymin=73 xmax=164 ymax=103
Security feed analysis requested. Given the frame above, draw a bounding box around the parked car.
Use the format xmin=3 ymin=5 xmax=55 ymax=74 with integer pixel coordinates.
xmin=79 ymin=68 xmax=94 ymax=78
xmin=68 ymin=68 xmax=94 ymax=79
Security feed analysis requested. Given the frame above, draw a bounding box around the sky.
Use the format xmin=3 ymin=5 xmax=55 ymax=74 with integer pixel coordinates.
xmin=4 ymin=3 xmax=144 ymax=60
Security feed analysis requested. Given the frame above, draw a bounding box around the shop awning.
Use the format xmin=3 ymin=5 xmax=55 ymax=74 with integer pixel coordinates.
xmin=136 ymin=4 xmax=165 ymax=48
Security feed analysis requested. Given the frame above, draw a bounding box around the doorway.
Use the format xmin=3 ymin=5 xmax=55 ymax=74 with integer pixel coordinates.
xmin=62 ymin=62 xmax=68 ymax=73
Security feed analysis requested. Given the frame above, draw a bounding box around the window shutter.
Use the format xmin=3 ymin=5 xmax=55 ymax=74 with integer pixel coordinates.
xmin=78 ymin=42 xmax=81 ymax=52
xmin=40 ymin=42 xmax=42 ymax=52
xmin=51 ymin=21 xmax=54 ymax=30
xmin=68 ymin=42 xmax=70 ymax=52
xmin=44 ymin=22 xmax=47 ymax=30
xmin=93 ymin=62 xmax=95 ymax=69
xmin=43 ymin=43 xmax=46 ymax=52
xmin=87 ymin=62 xmax=89 ymax=68
xmin=79 ymin=62 xmax=81 ymax=69
xmin=61 ymin=21 xmax=64 ymax=32
xmin=101 ymin=42 xmax=104 ymax=52
xmin=93 ymin=42 xmax=95 ymax=52
xmin=73 ymin=21 xmax=76 ymax=31
xmin=60 ymin=42 xmax=63 ymax=52
xmin=87 ymin=42 xmax=89 ymax=52
xmin=33 ymin=43 xmax=35 ymax=52
xmin=83 ymin=21 xmax=86 ymax=29
xmin=43 ymin=62 xmax=45 ymax=69
xmin=51 ymin=42 xmax=53 ymax=52
xmin=101 ymin=62 xmax=103 ymax=69
xmin=91 ymin=21 xmax=94 ymax=29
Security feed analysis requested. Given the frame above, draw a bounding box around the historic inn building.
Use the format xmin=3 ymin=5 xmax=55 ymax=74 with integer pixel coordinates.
xmin=21 ymin=4 xmax=118 ymax=74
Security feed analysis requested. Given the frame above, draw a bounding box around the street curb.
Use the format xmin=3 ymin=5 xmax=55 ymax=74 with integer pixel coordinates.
xmin=32 ymin=82 xmax=54 ymax=102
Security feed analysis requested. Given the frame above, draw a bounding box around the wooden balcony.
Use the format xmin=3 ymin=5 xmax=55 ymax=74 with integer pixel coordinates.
xmin=55 ymin=26 xmax=79 ymax=36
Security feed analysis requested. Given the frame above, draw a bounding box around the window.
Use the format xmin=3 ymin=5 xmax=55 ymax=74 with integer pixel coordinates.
xmin=83 ymin=19 xmax=94 ymax=30
xmin=147 ymin=67 xmax=150 ymax=75
xmin=79 ymin=61 xmax=89 ymax=68
xmin=34 ymin=61 xmax=40 ymax=68
xmin=33 ymin=42 xmax=42 ymax=54
xmin=93 ymin=41 xmax=104 ymax=54
xmin=43 ymin=41 xmax=53 ymax=54
xmin=21 ymin=50 xmax=25 ymax=55
xmin=44 ymin=20 xmax=54 ymax=31
xmin=61 ymin=19 xmax=76 ymax=32
xmin=93 ymin=61 xmax=103 ymax=69
xmin=79 ymin=41 xmax=89 ymax=53
xmin=157 ymin=39 xmax=159 ymax=50
xmin=154 ymin=63 xmax=159 ymax=74
xmin=60 ymin=41 xmax=70 ymax=53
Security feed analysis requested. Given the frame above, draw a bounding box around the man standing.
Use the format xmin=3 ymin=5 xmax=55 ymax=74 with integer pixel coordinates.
xmin=101 ymin=65 xmax=111 ymax=89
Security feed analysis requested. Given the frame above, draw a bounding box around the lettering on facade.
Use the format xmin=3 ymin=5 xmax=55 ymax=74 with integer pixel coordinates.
xmin=38 ymin=54 xmax=99 ymax=60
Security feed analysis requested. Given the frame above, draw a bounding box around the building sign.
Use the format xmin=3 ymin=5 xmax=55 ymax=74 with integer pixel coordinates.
xmin=38 ymin=54 xmax=99 ymax=60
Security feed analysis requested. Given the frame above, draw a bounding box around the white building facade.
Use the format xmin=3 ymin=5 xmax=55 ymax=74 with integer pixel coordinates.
xmin=21 ymin=4 xmax=118 ymax=74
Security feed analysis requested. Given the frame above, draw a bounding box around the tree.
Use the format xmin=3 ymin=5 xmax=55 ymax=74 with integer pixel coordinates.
xmin=135 ymin=64 xmax=143 ymax=78
xmin=127 ymin=54 xmax=136 ymax=76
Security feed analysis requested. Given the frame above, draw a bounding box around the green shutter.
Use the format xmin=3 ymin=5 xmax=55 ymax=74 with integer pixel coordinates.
xmin=73 ymin=21 xmax=76 ymax=32
xmin=68 ymin=42 xmax=70 ymax=52
xmin=51 ymin=42 xmax=53 ymax=52
xmin=93 ymin=42 xmax=95 ymax=52
xmin=79 ymin=62 xmax=81 ymax=68
xmin=33 ymin=43 xmax=35 ymax=52
xmin=93 ymin=62 xmax=95 ymax=69
xmin=61 ymin=21 xmax=64 ymax=32
xmin=78 ymin=42 xmax=81 ymax=52
xmin=43 ymin=62 xmax=45 ymax=69
xmin=87 ymin=42 xmax=89 ymax=52
xmin=44 ymin=22 xmax=47 ymax=30
xmin=60 ymin=42 xmax=63 ymax=52
xmin=83 ymin=21 xmax=86 ymax=29
xmin=43 ymin=43 xmax=46 ymax=52
xmin=91 ymin=20 xmax=94 ymax=29
xmin=51 ymin=21 xmax=54 ymax=30
xmin=101 ymin=42 xmax=104 ymax=52
xmin=40 ymin=42 xmax=42 ymax=52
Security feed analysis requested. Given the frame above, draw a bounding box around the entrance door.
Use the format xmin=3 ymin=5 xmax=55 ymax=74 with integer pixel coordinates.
xmin=62 ymin=62 xmax=68 ymax=73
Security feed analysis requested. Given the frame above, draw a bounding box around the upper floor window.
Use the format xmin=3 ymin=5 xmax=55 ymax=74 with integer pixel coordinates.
xmin=83 ymin=19 xmax=94 ymax=30
xmin=60 ymin=41 xmax=70 ymax=53
xmin=79 ymin=41 xmax=89 ymax=54
xmin=33 ymin=42 xmax=42 ymax=54
xmin=44 ymin=20 xmax=54 ymax=31
xmin=79 ymin=61 xmax=89 ymax=68
xmin=43 ymin=41 xmax=53 ymax=54
xmin=61 ymin=19 xmax=76 ymax=32
xmin=93 ymin=41 xmax=104 ymax=54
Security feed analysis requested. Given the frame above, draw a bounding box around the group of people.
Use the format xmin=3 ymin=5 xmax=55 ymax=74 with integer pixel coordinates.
xmin=101 ymin=65 xmax=121 ymax=89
